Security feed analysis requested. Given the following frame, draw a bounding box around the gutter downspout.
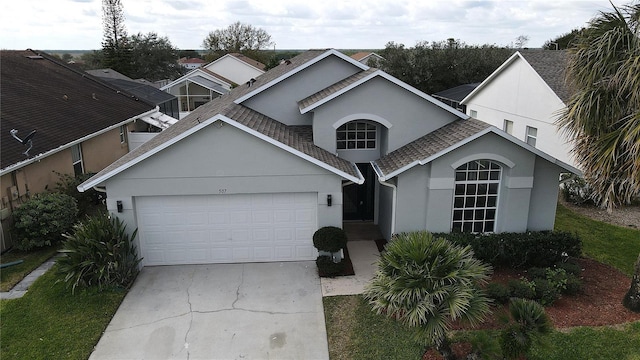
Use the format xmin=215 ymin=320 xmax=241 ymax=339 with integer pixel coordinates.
xmin=377 ymin=178 xmax=397 ymax=236
xmin=371 ymin=161 xmax=397 ymax=236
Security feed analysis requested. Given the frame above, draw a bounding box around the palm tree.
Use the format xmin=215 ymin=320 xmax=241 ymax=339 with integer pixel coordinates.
xmin=363 ymin=231 xmax=492 ymax=360
xmin=558 ymin=2 xmax=640 ymax=210
xmin=501 ymin=298 xmax=552 ymax=359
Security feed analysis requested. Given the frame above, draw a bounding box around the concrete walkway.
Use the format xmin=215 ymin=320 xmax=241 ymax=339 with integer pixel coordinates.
xmin=0 ymin=255 xmax=59 ymax=299
xmin=320 ymin=222 xmax=383 ymax=297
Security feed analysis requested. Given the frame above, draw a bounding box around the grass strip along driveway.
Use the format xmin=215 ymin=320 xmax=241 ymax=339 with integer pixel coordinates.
xmin=0 ymin=269 xmax=126 ymax=360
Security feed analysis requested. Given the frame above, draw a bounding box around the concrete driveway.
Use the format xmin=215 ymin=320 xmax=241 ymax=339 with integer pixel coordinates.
xmin=90 ymin=261 xmax=329 ymax=360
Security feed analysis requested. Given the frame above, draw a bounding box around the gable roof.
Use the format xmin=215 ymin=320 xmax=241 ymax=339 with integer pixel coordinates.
xmin=160 ymin=68 xmax=231 ymax=93
xmin=1 ymin=50 xmax=156 ymax=174
xmin=372 ymin=118 xmax=579 ymax=180
xmin=78 ymin=50 xmax=366 ymax=191
xmin=229 ymin=53 xmax=266 ymax=70
xmin=461 ymin=50 xmax=570 ymax=105
xmin=350 ymin=52 xmax=384 ymax=62
xmin=234 ymin=49 xmax=369 ymax=104
xmin=179 ymin=57 xmax=206 ymax=64
xmin=297 ymin=69 xmax=469 ymax=119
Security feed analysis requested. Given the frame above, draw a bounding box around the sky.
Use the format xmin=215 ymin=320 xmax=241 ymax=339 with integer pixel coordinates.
xmin=0 ymin=0 xmax=619 ymax=51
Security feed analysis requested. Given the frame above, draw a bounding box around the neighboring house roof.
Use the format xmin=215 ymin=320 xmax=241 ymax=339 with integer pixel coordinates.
xmin=462 ymin=50 xmax=570 ymax=105
xmin=79 ymin=50 xmax=366 ymax=191
xmin=350 ymin=52 xmax=384 ymax=63
xmin=1 ymin=50 xmax=156 ymax=174
xmin=179 ymin=57 xmax=206 ymax=64
xmin=229 ymin=53 xmax=266 ymax=70
xmin=297 ymin=68 xmax=469 ymax=119
xmin=432 ymin=83 xmax=480 ymax=103
xmin=373 ymin=118 xmax=580 ymax=180
xmin=160 ymin=68 xmax=231 ymax=94
xmin=86 ymin=68 xmax=131 ymax=81
xmin=95 ymin=78 xmax=176 ymax=105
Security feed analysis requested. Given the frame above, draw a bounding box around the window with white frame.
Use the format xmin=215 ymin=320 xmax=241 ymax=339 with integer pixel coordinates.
xmin=119 ymin=125 xmax=127 ymax=144
xmin=336 ymin=121 xmax=377 ymax=150
xmin=526 ymin=126 xmax=537 ymax=147
xmin=470 ymin=110 xmax=478 ymax=118
xmin=71 ymin=144 xmax=84 ymax=175
xmin=503 ymin=120 xmax=514 ymax=135
xmin=452 ymin=160 xmax=501 ymax=233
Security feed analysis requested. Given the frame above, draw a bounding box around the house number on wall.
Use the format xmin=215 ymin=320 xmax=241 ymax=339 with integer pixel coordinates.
xmin=218 ymin=189 xmax=227 ymax=194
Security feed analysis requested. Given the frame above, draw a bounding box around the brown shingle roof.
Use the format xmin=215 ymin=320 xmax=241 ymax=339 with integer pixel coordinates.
xmin=229 ymin=53 xmax=266 ymax=70
xmin=1 ymin=50 xmax=155 ymax=171
xmin=374 ymin=118 xmax=491 ymax=176
xmin=85 ymin=50 xmax=360 ymax=183
xmin=519 ymin=50 xmax=571 ymax=103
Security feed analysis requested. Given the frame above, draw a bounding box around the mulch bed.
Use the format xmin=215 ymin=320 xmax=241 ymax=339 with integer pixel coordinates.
xmin=423 ymin=257 xmax=639 ymax=359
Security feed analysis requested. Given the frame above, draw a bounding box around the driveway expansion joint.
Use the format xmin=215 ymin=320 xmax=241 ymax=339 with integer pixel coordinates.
xmin=183 ymin=269 xmax=195 ymax=360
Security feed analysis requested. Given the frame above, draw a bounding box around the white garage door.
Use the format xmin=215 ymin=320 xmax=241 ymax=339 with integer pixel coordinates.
xmin=136 ymin=193 xmax=318 ymax=266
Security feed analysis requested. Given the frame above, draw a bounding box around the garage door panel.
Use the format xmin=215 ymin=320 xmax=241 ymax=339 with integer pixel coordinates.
xmin=137 ymin=193 xmax=318 ymax=265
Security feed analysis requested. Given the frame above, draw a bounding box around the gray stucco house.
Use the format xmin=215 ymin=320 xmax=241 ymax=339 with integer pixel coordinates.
xmin=79 ymin=49 xmax=578 ymax=267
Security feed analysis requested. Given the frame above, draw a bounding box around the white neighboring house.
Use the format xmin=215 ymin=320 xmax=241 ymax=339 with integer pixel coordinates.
xmin=178 ymin=57 xmax=206 ymax=70
xmin=460 ymin=50 xmax=577 ymax=169
xmin=203 ymin=53 xmax=266 ymax=86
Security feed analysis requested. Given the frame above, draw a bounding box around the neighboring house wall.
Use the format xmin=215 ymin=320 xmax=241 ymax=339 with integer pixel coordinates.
xmin=205 ymin=56 xmax=264 ymax=85
xmin=82 ymin=126 xmax=131 ymax=173
xmin=102 ymin=122 xmax=343 ymax=265
xmin=242 ymin=56 xmax=362 ymax=126
xmin=311 ymin=76 xmax=460 ymax=156
xmin=463 ymin=57 xmax=575 ymax=167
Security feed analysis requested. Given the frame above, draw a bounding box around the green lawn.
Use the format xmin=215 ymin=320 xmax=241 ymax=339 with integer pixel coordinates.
xmin=555 ymin=204 xmax=640 ymax=276
xmin=324 ymin=204 xmax=640 ymax=359
xmin=0 ymin=246 xmax=60 ymax=292
xmin=0 ymin=268 xmax=126 ymax=360
xmin=324 ymin=295 xmax=640 ymax=360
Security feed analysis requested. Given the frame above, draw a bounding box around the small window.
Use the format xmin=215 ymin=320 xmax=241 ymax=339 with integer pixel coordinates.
xmin=71 ymin=144 xmax=84 ymax=175
xmin=470 ymin=110 xmax=478 ymax=118
xmin=526 ymin=126 xmax=537 ymax=147
xmin=119 ymin=125 xmax=127 ymax=144
xmin=336 ymin=121 xmax=377 ymax=150
xmin=503 ymin=120 xmax=513 ymax=135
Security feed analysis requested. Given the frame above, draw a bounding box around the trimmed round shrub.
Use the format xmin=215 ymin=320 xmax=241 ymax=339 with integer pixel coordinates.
xmin=13 ymin=192 xmax=78 ymax=250
xmin=316 ymin=255 xmax=346 ymax=277
xmin=313 ymin=226 xmax=347 ymax=252
xmin=555 ymin=260 xmax=582 ymax=277
xmin=57 ymin=213 xmax=141 ymax=293
xmin=486 ymin=282 xmax=511 ymax=304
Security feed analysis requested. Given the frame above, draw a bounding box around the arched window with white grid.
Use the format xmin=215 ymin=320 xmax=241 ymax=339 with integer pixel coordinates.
xmin=452 ymin=160 xmax=502 ymax=233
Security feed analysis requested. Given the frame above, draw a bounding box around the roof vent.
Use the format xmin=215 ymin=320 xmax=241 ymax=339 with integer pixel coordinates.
xmin=26 ymin=55 xmax=44 ymax=60
xmin=246 ymin=78 xmax=256 ymax=87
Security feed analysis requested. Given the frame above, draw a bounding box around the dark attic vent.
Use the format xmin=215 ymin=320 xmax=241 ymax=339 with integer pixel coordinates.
xmin=26 ymin=55 xmax=44 ymax=60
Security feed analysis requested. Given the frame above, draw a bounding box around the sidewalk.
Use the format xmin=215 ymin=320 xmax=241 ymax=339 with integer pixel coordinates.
xmin=0 ymin=255 xmax=59 ymax=299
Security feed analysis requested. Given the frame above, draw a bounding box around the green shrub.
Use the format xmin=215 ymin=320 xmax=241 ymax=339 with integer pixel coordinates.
xmin=316 ymin=255 xmax=346 ymax=277
xmin=561 ymin=174 xmax=595 ymax=205
xmin=526 ymin=267 xmax=548 ymax=280
xmin=54 ymin=171 xmax=103 ymax=216
xmin=434 ymin=231 xmax=582 ymax=269
xmin=486 ymin=282 xmax=511 ymax=304
xmin=13 ymin=193 xmax=78 ymax=250
xmin=508 ymin=278 xmax=536 ymax=299
xmin=555 ymin=259 xmax=582 ymax=277
xmin=532 ymin=278 xmax=560 ymax=306
xmin=313 ymin=226 xmax=347 ymax=253
xmin=57 ymin=213 xmax=141 ymax=293
xmin=564 ymin=273 xmax=584 ymax=295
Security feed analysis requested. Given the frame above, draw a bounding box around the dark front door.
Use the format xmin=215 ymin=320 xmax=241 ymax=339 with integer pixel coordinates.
xmin=343 ymin=163 xmax=375 ymax=221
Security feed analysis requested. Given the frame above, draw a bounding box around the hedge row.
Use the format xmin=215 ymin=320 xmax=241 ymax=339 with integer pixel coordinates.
xmin=432 ymin=231 xmax=582 ymax=269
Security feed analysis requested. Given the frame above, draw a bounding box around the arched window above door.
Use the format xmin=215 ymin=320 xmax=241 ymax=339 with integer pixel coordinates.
xmin=336 ymin=121 xmax=377 ymax=150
